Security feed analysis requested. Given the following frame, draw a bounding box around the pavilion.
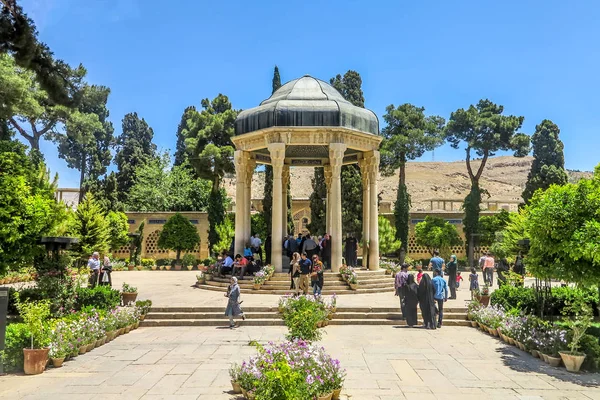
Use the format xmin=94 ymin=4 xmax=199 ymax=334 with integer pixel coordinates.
xmin=231 ymin=75 xmax=382 ymax=273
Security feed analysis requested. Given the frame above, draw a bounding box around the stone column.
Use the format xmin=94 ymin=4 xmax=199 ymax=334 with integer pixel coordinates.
xmin=282 ymin=165 xmax=290 ymax=238
xmin=234 ymin=150 xmax=247 ymax=258
xmin=329 ymin=143 xmax=346 ymax=272
xmin=358 ymin=157 xmax=370 ymax=268
xmin=366 ymin=151 xmax=380 ymax=270
xmin=268 ymin=143 xmax=286 ymax=272
xmin=245 ymin=158 xmax=256 ymax=244
xmin=323 ymin=165 xmax=332 ymax=235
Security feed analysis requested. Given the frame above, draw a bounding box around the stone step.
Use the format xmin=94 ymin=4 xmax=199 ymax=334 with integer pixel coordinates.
xmin=149 ymin=307 xmax=467 ymax=313
xmin=140 ymin=319 xmax=469 ymax=327
xmin=146 ymin=312 xmax=466 ymax=321
xmin=195 ymin=284 xmax=354 ymax=295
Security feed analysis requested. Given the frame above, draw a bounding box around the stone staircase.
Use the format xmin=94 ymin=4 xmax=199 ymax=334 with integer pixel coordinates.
xmin=141 ymin=306 xmax=469 ymax=327
xmin=196 ymin=269 xmax=395 ymax=295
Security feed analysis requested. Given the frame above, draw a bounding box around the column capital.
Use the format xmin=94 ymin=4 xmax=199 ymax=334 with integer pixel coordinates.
xmin=329 ymin=143 xmax=347 ymax=178
xmin=364 ymin=150 xmax=380 ymax=178
xmin=268 ymin=143 xmax=286 ymax=164
xmin=234 ymin=150 xmax=248 ymax=183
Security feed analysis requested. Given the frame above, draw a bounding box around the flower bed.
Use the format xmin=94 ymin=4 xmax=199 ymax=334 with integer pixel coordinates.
xmin=467 ymin=302 xmax=600 ymax=372
xmin=230 ymin=340 xmax=345 ymax=400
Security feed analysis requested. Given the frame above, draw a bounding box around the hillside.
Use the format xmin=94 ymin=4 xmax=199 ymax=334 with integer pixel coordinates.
xmin=222 ymin=156 xmax=590 ymax=211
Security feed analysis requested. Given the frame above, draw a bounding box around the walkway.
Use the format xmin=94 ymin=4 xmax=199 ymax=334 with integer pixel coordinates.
xmin=1 ymin=325 xmax=599 ymax=400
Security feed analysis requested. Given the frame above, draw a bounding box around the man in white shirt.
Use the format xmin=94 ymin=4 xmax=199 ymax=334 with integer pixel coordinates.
xmin=88 ymin=252 xmax=101 ymax=288
xmin=220 ymin=252 xmax=234 ymax=276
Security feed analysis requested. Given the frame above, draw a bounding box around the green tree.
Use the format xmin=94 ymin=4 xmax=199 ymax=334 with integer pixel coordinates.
xmin=380 ymin=103 xmax=445 ymax=260
xmin=525 ymin=165 xmax=600 ymax=286
xmin=414 ymin=216 xmax=462 ymax=257
xmin=105 ymin=211 xmax=129 ymax=251
xmin=330 ymin=70 xmax=365 ymax=108
xmin=263 ymin=66 xmax=282 ymax=234
xmin=489 ymin=210 xmax=529 ymax=260
xmin=0 ymin=134 xmax=64 ymax=273
xmin=445 ymin=99 xmax=529 ymax=260
xmin=184 ymin=94 xmax=238 ymax=251
xmin=92 ymin=171 xmax=122 ymax=212
xmin=157 ymin=213 xmax=200 ymax=263
xmin=251 ymin=213 xmax=267 ymax=239
xmin=478 ymin=209 xmax=511 ymax=246
xmin=126 ymin=153 xmax=211 ymax=212
xmin=115 ymin=112 xmax=157 ymax=202
xmin=0 ymin=1 xmax=84 ymax=107
xmin=378 ymin=216 xmax=402 ymax=255
xmin=213 ymin=215 xmax=235 ymax=255
xmin=522 ymin=119 xmax=568 ymax=204
xmin=173 ymin=105 xmax=196 ymax=168
xmin=307 ymin=168 xmax=326 ymax=235
xmin=69 ymin=194 xmax=109 ymax=263
xmin=54 ymin=84 xmax=113 ymax=201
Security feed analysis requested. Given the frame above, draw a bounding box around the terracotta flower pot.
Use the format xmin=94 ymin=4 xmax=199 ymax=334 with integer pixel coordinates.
xmin=174 ymin=263 xmax=182 ymax=271
xmin=546 ymin=355 xmax=562 ymax=367
xmin=51 ymin=357 xmax=65 ymax=368
xmin=332 ymin=388 xmax=342 ymax=400
xmin=476 ymin=295 xmax=490 ymax=306
xmin=122 ymin=292 xmax=138 ymax=305
xmin=559 ymin=351 xmax=586 ymax=372
xmin=127 ymin=265 xmax=135 ymax=271
xmin=253 ymin=283 xmax=261 ymax=290
xmin=79 ymin=345 xmax=87 ymax=355
xmin=86 ymin=343 xmax=94 ymax=352
xmin=134 ymin=321 xmax=140 ymax=329
xmin=95 ymin=339 xmax=102 ymax=348
xmin=531 ymin=349 xmax=540 ymax=358
xmin=125 ymin=326 xmax=132 ymax=333
xmin=491 ymin=328 xmax=499 ymax=337
xmin=100 ymin=336 xmax=107 ymax=345
xmin=318 ymin=392 xmax=333 ymax=400
xmin=470 ymin=321 xmax=477 ymax=327
xmin=151 ymin=265 xmax=157 ymax=270
xmin=231 ymin=380 xmax=242 ymax=394
xmin=196 ymin=278 xmax=205 ymax=285
xmin=23 ymin=348 xmax=49 ymax=375
xmin=204 ymin=273 xmax=213 ymax=281
xmin=186 ymin=265 xmax=193 ymax=271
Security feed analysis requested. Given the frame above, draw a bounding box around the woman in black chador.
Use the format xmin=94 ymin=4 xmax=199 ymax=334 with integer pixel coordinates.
xmin=418 ymin=274 xmax=437 ymax=329
xmin=404 ymin=274 xmax=419 ymax=327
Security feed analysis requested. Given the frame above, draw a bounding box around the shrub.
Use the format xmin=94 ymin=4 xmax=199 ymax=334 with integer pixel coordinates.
xmin=156 ymin=258 xmax=174 ymax=267
xmin=122 ymin=282 xmax=138 ymax=293
xmin=75 ymin=286 xmax=121 ymax=311
xmin=0 ymin=323 xmax=31 ymax=372
xmin=182 ymin=253 xmax=197 ymax=268
xmin=281 ymin=296 xmax=326 ymax=341
xmin=490 ymin=285 xmax=536 ymax=314
xmin=200 ymin=257 xmax=215 ymax=266
xmin=140 ymin=258 xmax=155 ymax=267
xmin=578 ymin=333 xmax=600 ymax=371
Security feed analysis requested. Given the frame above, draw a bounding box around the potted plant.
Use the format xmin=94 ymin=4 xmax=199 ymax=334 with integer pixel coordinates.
xmin=121 ymin=282 xmax=138 ymax=305
xmin=15 ymin=296 xmax=51 ymax=375
xmin=253 ymin=270 xmax=266 ymax=290
xmin=136 ymin=300 xmax=152 ymax=321
xmin=205 ymin=264 xmax=217 ymax=281
xmin=196 ymin=273 xmax=205 ymax=285
xmin=559 ymin=305 xmax=592 ymax=372
xmin=347 ymin=272 xmax=358 ymax=290
xmin=475 ymin=285 xmax=490 ymax=306
xmin=229 ymin=363 xmax=242 ymax=394
xmin=127 ymin=263 xmax=135 ymax=271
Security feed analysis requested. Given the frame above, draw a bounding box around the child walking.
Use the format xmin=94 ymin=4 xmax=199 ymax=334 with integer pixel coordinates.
xmin=456 ymin=272 xmax=464 ymax=288
xmin=416 ymin=265 xmax=424 ymax=284
xmin=469 ymin=267 xmax=479 ymax=300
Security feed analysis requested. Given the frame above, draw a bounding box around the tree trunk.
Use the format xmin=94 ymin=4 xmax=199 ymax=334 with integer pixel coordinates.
xmin=78 ymin=151 xmax=86 ymax=204
xmin=176 ymin=249 xmax=181 ymax=263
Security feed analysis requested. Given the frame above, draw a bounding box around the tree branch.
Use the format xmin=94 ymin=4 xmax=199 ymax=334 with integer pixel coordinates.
xmin=38 ymin=120 xmax=57 ymax=136
xmin=8 ymin=117 xmax=32 ymax=140
xmin=474 ymin=150 xmax=489 ymax=181
xmin=465 ymin=147 xmax=475 ymax=181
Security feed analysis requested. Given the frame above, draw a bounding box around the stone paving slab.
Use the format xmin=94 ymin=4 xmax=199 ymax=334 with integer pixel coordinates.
xmin=1 ymin=325 xmax=600 ymax=400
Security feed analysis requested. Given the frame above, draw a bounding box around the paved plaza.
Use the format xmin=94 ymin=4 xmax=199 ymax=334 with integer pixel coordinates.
xmin=1 ymin=325 xmax=599 ymax=400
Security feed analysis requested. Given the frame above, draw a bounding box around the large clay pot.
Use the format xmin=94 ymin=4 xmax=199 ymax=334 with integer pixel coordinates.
xmin=332 ymin=388 xmax=342 ymax=400
xmin=546 ymin=355 xmax=562 ymax=367
xmin=122 ymin=292 xmax=138 ymax=305
xmin=23 ymin=348 xmax=49 ymax=375
xmin=127 ymin=265 xmax=135 ymax=271
xmin=231 ymin=380 xmax=242 ymax=394
xmin=559 ymin=352 xmax=586 ymax=372
xmin=204 ymin=273 xmax=213 ymax=281
xmin=476 ymin=295 xmax=490 ymax=306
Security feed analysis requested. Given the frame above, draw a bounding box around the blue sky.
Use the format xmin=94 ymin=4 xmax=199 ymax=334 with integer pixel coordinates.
xmin=21 ymin=0 xmax=600 ymax=187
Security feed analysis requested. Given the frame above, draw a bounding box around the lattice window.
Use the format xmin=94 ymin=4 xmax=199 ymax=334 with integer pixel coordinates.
xmin=114 ymin=244 xmax=130 ymax=255
xmin=145 ymin=230 xmax=169 ymax=255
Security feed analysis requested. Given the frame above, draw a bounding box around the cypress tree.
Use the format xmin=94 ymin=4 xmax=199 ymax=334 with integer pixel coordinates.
xmin=522 ymin=119 xmax=568 ymax=204
xmin=308 ymin=168 xmax=327 ymax=234
xmin=174 ymin=106 xmax=196 ymax=168
xmin=263 ymin=66 xmax=281 ymax=234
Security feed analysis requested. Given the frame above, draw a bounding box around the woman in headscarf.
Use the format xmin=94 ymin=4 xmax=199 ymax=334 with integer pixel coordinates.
xmin=289 ymin=252 xmax=301 ymax=294
xmin=404 ymin=274 xmax=419 ymax=327
xmin=446 ymin=255 xmax=458 ymax=300
xmin=224 ymin=277 xmax=245 ymax=328
xmin=418 ymin=274 xmax=437 ymax=329
xmin=311 ymin=255 xmax=324 ymax=296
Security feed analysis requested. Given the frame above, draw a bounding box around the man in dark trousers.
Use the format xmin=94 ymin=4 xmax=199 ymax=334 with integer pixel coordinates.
xmin=298 ymin=252 xmax=312 ymax=295
xmin=321 ymin=233 xmax=332 ymax=270
xmin=344 ymin=233 xmax=358 ymax=267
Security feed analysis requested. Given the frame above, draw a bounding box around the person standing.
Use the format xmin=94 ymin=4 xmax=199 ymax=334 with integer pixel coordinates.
xmin=289 ymin=252 xmax=301 ymax=293
xmin=285 ymin=235 xmax=299 ymax=258
xmin=483 ymin=252 xmax=495 ymax=286
xmin=311 ymin=255 xmax=324 ymax=296
xmin=432 ymin=269 xmax=448 ymax=328
xmin=320 ymin=234 xmax=331 ymax=270
xmin=404 ymin=274 xmax=419 ymax=327
xmin=88 ymin=252 xmax=101 ymax=288
xmin=418 ymin=274 xmax=437 ymax=330
xmin=298 ymin=252 xmax=312 ymax=295
xmin=101 ymin=254 xmax=113 ymax=287
xmin=394 ymin=263 xmax=409 ymax=319
xmin=344 ymin=234 xmax=358 ymax=267
xmin=250 ymin=234 xmax=262 ymax=261
xmin=514 ymin=251 xmax=525 ymax=281
xmin=265 ymin=235 xmax=272 ymax=265
xmin=302 ymin=235 xmax=318 ymax=259
xmin=497 ymin=256 xmax=509 ymax=287
xmin=428 ymin=250 xmax=445 ymax=276
xmin=446 ymin=255 xmax=458 ymax=300
xmin=224 ymin=277 xmax=245 ymax=328
xmin=469 ymin=267 xmax=479 ymax=300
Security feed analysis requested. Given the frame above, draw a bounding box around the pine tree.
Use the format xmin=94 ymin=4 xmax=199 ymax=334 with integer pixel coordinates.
xmin=522 ymin=119 xmax=568 ymax=204
xmin=174 ymin=106 xmax=196 ymax=167
xmin=115 ymin=112 xmax=157 ymax=203
xmin=158 ymin=213 xmax=200 ymax=263
xmin=263 ymin=66 xmax=282 ymax=234
xmin=69 ymin=194 xmax=110 ymax=263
